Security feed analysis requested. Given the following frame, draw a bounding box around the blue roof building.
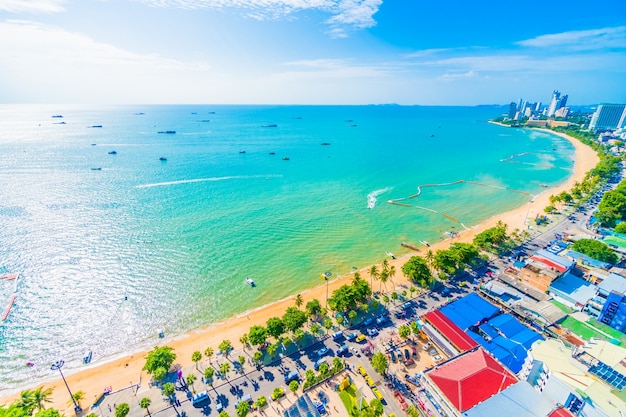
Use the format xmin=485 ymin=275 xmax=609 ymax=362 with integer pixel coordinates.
xmin=563 ymin=250 xmax=613 ymax=269
xmin=549 ymin=273 xmax=597 ymax=310
xmin=439 ymin=292 xmax=500 ymax=330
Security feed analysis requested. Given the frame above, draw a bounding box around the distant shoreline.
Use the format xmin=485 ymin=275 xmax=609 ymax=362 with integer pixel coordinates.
xmin=0 ymin=125 xmax=600 ymax=412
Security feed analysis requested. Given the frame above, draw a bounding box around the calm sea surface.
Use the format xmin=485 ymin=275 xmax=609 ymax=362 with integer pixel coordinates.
xmin=0 ymin=105 xmax=574 ymax=388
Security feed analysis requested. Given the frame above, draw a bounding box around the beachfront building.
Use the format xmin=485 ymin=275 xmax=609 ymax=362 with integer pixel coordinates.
xmin=547 ymin=91 xmax=568 ymax=117
xmin=589 ymin=104 xmax=626 ymax=132
xmin=421 ymin=348 xmax=518 ymax=417
xmin=530 ymin=339 xmax=625 ymax=417
xmin=421 ymin=293 xmax=544 ymax=375
xmin=519 ymin=250 xmax=574 ymax=292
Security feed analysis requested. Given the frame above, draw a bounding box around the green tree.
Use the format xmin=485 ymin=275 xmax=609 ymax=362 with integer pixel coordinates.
xmin=219 ymin=362 xmax=230 ymax=379
xmin=139 ymin=397 xmax=152 ymax=416
xmin=253 ymin=351 xmax=263 ymax=365
xmin=572 ymin=239 xmax=618 ymax=264
xmin=235 ymin=401 xmax=250 ymax=417
xmin=402 ymin=256 xmax=433 ymax=288
xmin=266 ymin=317 xmax=285 ymax=339
xmin=1 ymin=402 xmax=29 ymax=417
xmin=143 ymin=346 xmax=176 ymax=376
xmin=191 ymin=351 xmax=202 ymax=370
xmin=323 ymin=317 xmax=333 ymax=331
xmin=256 ymin=396 xmax=268 ymax=408
xmin=248 ymin=325 xmax=268 ymax=346
xmin=218 ymin=340 xmax=232 ymax=356
xmin=305 ymin=370 xmax=316 ymax=387
xmin=204 ymin=347 xmax=214 ymax=363
xmin=295 ymin=294 xmax=303 ymax=308
xmin=68 ymin=391 xmax=85 ymax=409
xmin=238 ymin=355 xmax=246 ymax=367
xmin=115 ymin=403 xmax=130 ymax=417
xmin=162 ymin=382 xmax=175 ymax=400
xmin=305 ymin=299 xmax=322 ymax=318
xmin=219 ymin=412 xmax=230 ymax=417
xmin=267 ymin=343 xmax=279 ymax=359
xmin=406 ymin=405 xmax=420 ymax=417
xmin=294 ymin=329 xmax=305 ymax=345
xmin=152 ymin=366 xmax=167 ymax=382
xmin=239 ymin=333 xmax=250 ymax=348
xmin=30 ymin=387 xmax=54 ymax=413
xmin=369 ymin=399 xmax=384 ymax=417
xmin=614 ymin=222 xmax=626 ymax=234
xmin=289 ymin=380 xmax=299 ymax=395
xmin=432 ymin=249 xmax=459 ymax=275
xmin=398 ymin=324 xmax=411 ymax=340
xmin=272 ymin=387 xmax=284 ymax=400
xmin=348 ymin=310 xmax=358 ymax=323
xmin=332 ymin=357 xmax=344 ymax=373
xmin=282 ymin=307 xmax=307 ymax=332
xmin=370 ymin=352 xmax=388 ymax=376
xmin=33 ymin=410 xmax=61 ymax=417
xmin=310 ymin=323 xmax=322 ymax=337
xmin=186 ymin=373 xmax=197 ymax=393
xmin=203 ymin=367 xmax=215 ymax=383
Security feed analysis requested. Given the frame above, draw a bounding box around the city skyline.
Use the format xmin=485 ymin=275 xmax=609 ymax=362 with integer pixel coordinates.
xmin=1 ymin=0 xmax=625 ymax=105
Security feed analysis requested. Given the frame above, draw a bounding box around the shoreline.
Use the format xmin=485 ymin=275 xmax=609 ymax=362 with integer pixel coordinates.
xmin=0 ymin=128 xmax=600 ymax=411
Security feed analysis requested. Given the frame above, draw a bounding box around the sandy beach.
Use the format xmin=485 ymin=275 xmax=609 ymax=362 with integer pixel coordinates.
xmin=0 ymin=128 xmax=599 ymax=412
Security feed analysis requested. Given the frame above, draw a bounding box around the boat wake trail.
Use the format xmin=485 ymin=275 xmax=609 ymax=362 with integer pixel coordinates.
xmin=136 ymin=174 xmax=282 ymax=188
xmin=367 ymin=187 xmax=393 ymax=209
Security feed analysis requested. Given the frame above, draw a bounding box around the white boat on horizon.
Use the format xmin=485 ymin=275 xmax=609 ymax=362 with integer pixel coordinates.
xmin=386 ymin=252 xmax=396 ymax=259
xmin=246 ymin=277 xmax=256 ymax=287
xmin=420 ymin=240 xmax=430 ymax=247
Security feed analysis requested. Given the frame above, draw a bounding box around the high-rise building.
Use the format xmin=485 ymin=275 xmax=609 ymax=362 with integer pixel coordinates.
xmin=589 ymin=104 xmax=626 ymax=131
xmin=547 ymin=91 xmax=561 ymax=117
xmin=508 ymin=102 xmax=517 ymax=119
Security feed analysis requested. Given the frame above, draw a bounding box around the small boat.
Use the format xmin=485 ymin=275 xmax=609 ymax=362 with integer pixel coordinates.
xmin=540 ymin=184 xmax=548 ymax=187
xmin=420 ymin=240 xmax=430 ymax=247
xmin=91 ymin=143 xmax=97 ymax=146
xmin=0 ymin=273 xmax=18 ymax=281
xmin=133 ymin=112 xmax=145 ymax=115
xmin=51 ymin=115 xmax=63 ymax=118
xmin=239 ymin=151 xmax=246 ymax=154
xmin=157 ymin=329 xmax=165 ymax=338
xmin=191 ymin=112 xmax=197 ymax=115
xmin=246 ymin=277 xmax=256 ymax=287
xmin=344 ymin=120 xmax=353 ymax=122
xmin=91 ymin=167 xmax=102 ymax=171
xmin=282 ymin=157 xmax=290 ymax=161
xmin=53 ymin=121 xmax=66 ymax=125
xmin=401 ymin=242 xmax=421 ymax=251
xmin=430 ymin=134 xmax=435 ymax=137
xmin=108 ymin=151 xmax=117 ymax=155
xmin=386 ymin=252 xmax=396 ymax=260
xmin=199 ymin=119 xmax=210 ymax=122
xmin=321 ymin=271 xmax=332 ymax=280
xmin=159 ymin=157 xmax=167 ymax=161
xmin=157 ymin=130 xmax=176 ymax=134
xmin=88 ymin=125 xmax=102 ymax=128
xmin=207 ymin=112 xmax=216 ymax=114
xmin=83 ymin=350 xmax=93 ymax=364
xmin=321 ymin=142 xmax=331 ymax=146
xmin=26 ymin=362 xmax=35 ymax=367
xmin=262 ymin=124 xmax=277 ymax=128
xmin=269 ymin=152 xmax=276 ymax=155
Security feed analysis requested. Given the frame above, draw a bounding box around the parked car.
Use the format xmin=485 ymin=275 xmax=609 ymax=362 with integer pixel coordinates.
xmin=192 ymin=391 xmax=209 ymax=405
xmin=412 ymin=347 xmax=417 ymax=357
xmin=314 ymin=358 xmax=327 ymax=370
xmin=429 ymin=348 xmax=437 ymax=356
xmin=423 ymin=342 xmax=431 ymax=351
xmin=363 ymin=318 xmax=373 ymax=326
xmin=404 ymin=349 xmax=411 ymax=360
xmin=337 ymin=344 xmax=349 ymax=356
xmin=390 ymin=350 xmax=397 ymax=362
xmin=317 ymin=347 xmax=330 ymax=357
xmin=332 ymin=331 xmax=344 ymax=341
xmin=433 ymin=355 xmax=442 ymax=362
xmin=356 ymin=334 xmax=367 ymax=343
xmin=347 ymin=332 xmax=358 ymax=341
xmin=284 ymin=371 xmax=299 ymax=384
xmin=367 ymin=328 xmax=379 ymax=336
xmin=404 ymin=358 xmax=415 ymax=366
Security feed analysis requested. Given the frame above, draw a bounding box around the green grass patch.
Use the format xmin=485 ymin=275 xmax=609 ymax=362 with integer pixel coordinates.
xmin=551 ymin=300 xmax=575 ymax=314
xmin=588 ymin=319 xmax=626 ymax=346
xmin=560 ymin=316 xmax=609 ymax=341
xmin=338 ymin=384 xmax=368 ymax=413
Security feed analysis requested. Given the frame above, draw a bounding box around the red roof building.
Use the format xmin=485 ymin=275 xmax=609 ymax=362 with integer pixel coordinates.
xmin=548 ymin=408 xmax=575 ymax=417
xmin=422 ymin=310 xmax=479 ymax=353
xmin=423 ymin=348 xmax=517 ymax=415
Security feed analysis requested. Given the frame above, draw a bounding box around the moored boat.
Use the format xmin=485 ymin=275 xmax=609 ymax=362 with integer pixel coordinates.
xmin=246 ymin=277 xmax=256 ymax=287
xmin=386 ymin=252 xmax=396 ymax=259
xmin=108 ymin=151 xmax=117 ymax=155
xmin=83 ymin=350 xmax=93 ymax=364
xmin=420 ymin=240 xmax=430 ymax=247
xmin=159 ymin=157 xmax=167 ymax=161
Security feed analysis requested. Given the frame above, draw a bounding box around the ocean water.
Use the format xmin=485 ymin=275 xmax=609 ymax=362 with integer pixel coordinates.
xmin=0 ymin=105 xmax=574 ymax=389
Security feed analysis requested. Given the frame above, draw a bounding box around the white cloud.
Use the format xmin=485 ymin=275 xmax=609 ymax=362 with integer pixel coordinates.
xmin=135 ymin=0 xmax=381 ymax=36
xmin=404 ymin=48 xmax=452 ymax=58
xmin=517 ymin=26 xmax=626 ymax=50
xmin=0 ymin=0 xmax=66 ymax=13
xmin=440 ymin=70 xmax=477 ymax=80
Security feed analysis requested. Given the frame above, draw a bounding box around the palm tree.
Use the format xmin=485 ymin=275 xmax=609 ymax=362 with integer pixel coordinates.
xmin=204 ymin=347 xmax=214 ymax=364
xmin=219 ymin=362 xmax=231 ymax=380
xmin=31 ymin=387 xmax=54 ymax=413
xmin=239 ymin=334 xmax=249 ymax=350
xmin=425 ymin=250 xmax=434 ymax=268
xmin=369 ymin=265 xmax=379 ymax=290
xmin=351 ymin=272 xmax=362 ymax=285
xmin=191 ymin=351 xmax=202 ymax=370
xmin=295 ymin=293 xmax=303 ymax=309
xmin=186 ymin=373 xmax=197 ymax=393
xmin=379 ymin=269 xmax=389 ymax=292
xmin=381 ymin=259 xmax=390 ymax=273
xmin=68 ymin=391 xmax=85 ymax=409
xmin=219 ymin=340 xmax=232 ymax=357
xmin=388 ymin=264 xmax=396 ymax=289
xmin=139 ymin=397 xmax=152 ymax=416
xmin=18 ymin=389 xmax=35 ymax=414
xmin=267 ymin=343 xmax=279 ymax=360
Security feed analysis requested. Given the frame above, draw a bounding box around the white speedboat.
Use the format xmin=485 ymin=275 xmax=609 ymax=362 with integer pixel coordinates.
xmin=246 ymin=277 xmax=256 ymax=287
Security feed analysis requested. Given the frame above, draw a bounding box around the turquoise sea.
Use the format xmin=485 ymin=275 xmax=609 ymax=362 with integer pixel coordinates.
xmin=0 ymin=105 xmax=574 ymax=389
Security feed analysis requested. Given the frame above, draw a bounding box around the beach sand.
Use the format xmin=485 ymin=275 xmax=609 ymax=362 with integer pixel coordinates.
xmin=0 ymin=129 xmax=599 ymax=412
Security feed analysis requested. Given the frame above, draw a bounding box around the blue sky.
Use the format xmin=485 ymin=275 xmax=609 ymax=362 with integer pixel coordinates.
xmin=1 ymin=0 xmax=625 ymax=105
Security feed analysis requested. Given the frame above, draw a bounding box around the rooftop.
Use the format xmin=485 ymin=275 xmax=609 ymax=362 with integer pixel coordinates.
xmin=462 ymin=381 xmax=557 ymax=417
xmin=427 ymin=348 xmax=517 ymax=412
xmin=598 ymin=273 xmax=626 ymax=295
xmin=549 ymin=273 xmax=597 ymax=306
xmin=439 ymin=292 xmax=500 ymax=331
xmin=422 ymin=310 xmax=479 ymax=353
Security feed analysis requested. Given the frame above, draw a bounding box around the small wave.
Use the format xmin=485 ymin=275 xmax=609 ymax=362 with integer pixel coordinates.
xmin=367 ymin=187 xmax=393 ymax=209
xmin=136 ymin=174 xmax=282 ymax=188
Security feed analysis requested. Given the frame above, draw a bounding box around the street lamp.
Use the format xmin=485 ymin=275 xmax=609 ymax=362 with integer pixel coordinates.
xmin=321 ymin=271 xmax=332 ymax=308
xmin=50 ymin=360 xmax=82 ymax=414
